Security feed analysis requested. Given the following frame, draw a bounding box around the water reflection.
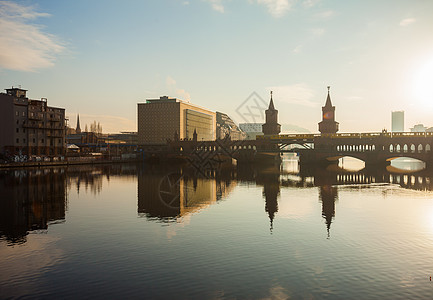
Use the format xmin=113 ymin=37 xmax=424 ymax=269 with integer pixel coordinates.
xmin=319 ymin=186 xmax=338 ymax=238
xmin=0 ymin=164 xmax=138 ymax=246
xmin=2 ymin=161 xmax=433 ymax=245
xmin=137 ymin=164 xmax=236 ymax=222
xmin=0 ymin=169 xmax=67 ymax=245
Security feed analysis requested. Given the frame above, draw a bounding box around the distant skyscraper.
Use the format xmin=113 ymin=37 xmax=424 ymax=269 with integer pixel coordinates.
xmin=391 ymin=111 xmax=404 ymax=132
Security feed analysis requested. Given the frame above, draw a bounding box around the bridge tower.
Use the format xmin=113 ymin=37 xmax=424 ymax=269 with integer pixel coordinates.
xmin=262 ymin=91 xmax=281 ymax=135
xmin=318 ymin=86 xmax=339 ymax=134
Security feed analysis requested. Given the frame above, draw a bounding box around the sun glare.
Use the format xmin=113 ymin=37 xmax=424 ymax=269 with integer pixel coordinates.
xmin=413 ymin=59 xmax=433 ymax=107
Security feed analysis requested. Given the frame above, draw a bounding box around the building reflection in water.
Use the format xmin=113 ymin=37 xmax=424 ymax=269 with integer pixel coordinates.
xmin=0 ymin=164 xmax=138 ymax=246
xmin=255 ymin=164 xmax=281 ymax=233
xmin=0 ymin=169 xmax=67 ymax=245
xmin=137 ymin=163 xmax=237 ymax=222
xmin=319 ymin=186 xmax=338 ymax=238
xmin=2 ymin=160 xmax=433 ymax=244
xmin=66 ymin=164 xmax=138 ymax=195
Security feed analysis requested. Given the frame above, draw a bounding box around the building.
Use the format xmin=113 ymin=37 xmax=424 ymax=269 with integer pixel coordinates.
xmin=239 ymin=123 xmax=264 ymax=140
xmin=106 ymin=132 xmax=138 ymax=144
xmin=410 ymin=124 xmax=427 ymax=132
xmin=318 ymin=87 xmax=339 ymax=134
xmin=391 ymin=111 xmax=404 ymax=132
xmin=137 ymin=96 xmax=216 ymax=144
xmin=216 ymin=112 xmax=246 ymax=140
xmin=262 ymin=92 xmax=281 ymax=135
xmin=0 ymin=87 xmax=65 ymax=159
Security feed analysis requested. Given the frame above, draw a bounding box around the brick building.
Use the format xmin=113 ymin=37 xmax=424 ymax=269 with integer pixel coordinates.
xmin=0 ymin=87 xmax=65 ymax=159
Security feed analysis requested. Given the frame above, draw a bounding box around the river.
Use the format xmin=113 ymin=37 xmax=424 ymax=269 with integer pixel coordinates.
xmin=1 ymin=159 xmax=433 ymax=299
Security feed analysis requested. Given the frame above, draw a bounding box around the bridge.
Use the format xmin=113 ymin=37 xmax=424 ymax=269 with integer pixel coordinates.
xmin=140 ymin=131 xmax=433 ymax=167
xmin=258 ymin=131 xmax=433 ymax=166
xmin=139 ymin=88 xmax=433 ymax=168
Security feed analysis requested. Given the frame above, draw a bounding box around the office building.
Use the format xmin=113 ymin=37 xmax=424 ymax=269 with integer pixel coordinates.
xmin=391 ymin=111 xmax=404 ymax=132
xmin=410 ymin=124 xmax=427 ymax=132
xmin=239 ymin=123 xmax=264 ymax=140
xmin=137 ymin=96 xmax=216 ymax=144
xmin=216 ymin=112 xmax=246 ymax=140
xmin=0 ymin=87 xmax=65 ymax=158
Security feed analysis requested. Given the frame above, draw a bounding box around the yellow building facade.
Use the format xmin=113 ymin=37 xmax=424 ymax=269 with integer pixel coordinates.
xmin=137 ymin=96 xmax=216 ymax=144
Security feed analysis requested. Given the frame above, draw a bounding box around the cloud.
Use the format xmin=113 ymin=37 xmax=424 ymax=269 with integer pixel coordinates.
xmin=0 ymin=1 xmax=64 ymax=72
xmin=314 ymin=10 xmax=336 ymax=19
xmin=182 ymin=1 xmax=190 ymax=5
xmin=166 ymin=76 xmax=191 ymax=101
xmin=257 ymin=0 xmax=293 ymax=18
xmin=399 ymin=18 xmax=416 ymax=26
xmin=292 ymin=45 xmax=303 ymax=53
xmin=267 ymin=83 xmax=317 ymax=107
xmin=205 ymin=0 xmax=225 ymax=13
xmin=302 ymin=0 xmax=320 ymax=8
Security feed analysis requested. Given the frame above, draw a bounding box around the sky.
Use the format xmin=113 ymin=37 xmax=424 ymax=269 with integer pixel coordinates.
xmin=1 ymin=0 xmax=433 ymax=133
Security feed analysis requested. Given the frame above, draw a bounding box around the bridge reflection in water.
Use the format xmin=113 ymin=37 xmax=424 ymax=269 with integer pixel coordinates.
xmin=137 ymin=159 xmax=433 ymax=236
xmin=2 ymin=161 xmax=433 ymax=245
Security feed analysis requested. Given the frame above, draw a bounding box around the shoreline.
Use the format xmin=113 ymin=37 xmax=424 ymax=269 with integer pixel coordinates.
xmin=0 ymin=158 xmax=142 ymax=170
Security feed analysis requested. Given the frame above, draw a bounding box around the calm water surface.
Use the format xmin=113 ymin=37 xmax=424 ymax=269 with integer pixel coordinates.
xmin=1 ymin=159 xmax=433 ymax=299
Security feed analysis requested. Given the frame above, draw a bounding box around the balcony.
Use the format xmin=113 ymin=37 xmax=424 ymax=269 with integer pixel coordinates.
xmin=28 ymin=113 xmax=43 ymax=120
xmin=48 ymin=115 xmax=62 ymax=122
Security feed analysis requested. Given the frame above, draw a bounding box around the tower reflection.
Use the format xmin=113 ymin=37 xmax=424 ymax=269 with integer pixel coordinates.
xmin=255 ymin=164 xmax=281 ymax=232
xmin=319 ymin=186 xmax=338 ymax=238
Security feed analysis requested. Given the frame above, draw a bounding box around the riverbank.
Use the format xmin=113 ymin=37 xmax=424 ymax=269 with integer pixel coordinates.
xmin=0 ymin=158 xmax=142 ymax=169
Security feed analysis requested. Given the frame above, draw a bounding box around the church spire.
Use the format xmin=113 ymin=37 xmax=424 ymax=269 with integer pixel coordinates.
xmin=268 ymin=91 xmax=275 ymax=110
xmin=324 ymin=86 xmax=333 ymax=107
xmin=76 ymin=114 xmax=81 ymax=134
xmin=318 ymin=86 xmax=339 ymax=134
xmin=262 ymin=91 xmax=281 ymax=135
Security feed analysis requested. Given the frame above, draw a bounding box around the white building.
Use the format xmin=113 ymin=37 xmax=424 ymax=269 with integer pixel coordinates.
xmin=239 ymin=123 xmax=264 ymax=140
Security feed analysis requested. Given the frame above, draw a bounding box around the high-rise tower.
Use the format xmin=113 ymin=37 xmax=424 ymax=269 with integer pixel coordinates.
xmin=318 ymin=86 xmax=339 ymax=134
xmin=262 ymin=91 xmax=281 ymax=135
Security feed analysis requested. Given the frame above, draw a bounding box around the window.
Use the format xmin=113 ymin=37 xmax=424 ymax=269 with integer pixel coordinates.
xmin=23 ymin=139 xmax=26 ymax=143
xmin=33 ymin=138 xmax=35 ymax=143
xmin=22 ymin=111 xmax=25 ymax=116
xmin=15 ymin=111 xmax=18 ymax=116
xmin=16 ymin=138 xmax=19 ymax=143
xmin=16 ymin=128 xmax=19 ymax=133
